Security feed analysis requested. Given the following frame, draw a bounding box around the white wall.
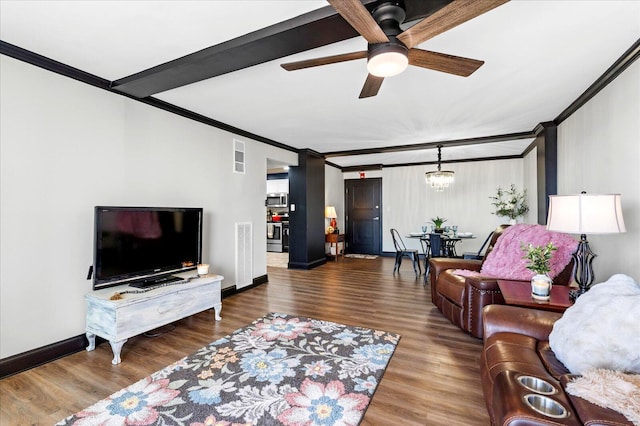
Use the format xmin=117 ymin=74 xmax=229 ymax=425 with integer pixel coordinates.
xmin=381 ymin=159 xmax=526 ymax=254
xmin=325 ymin=165 xmax=345 ymax=230
xmin=0 ymin=56 xmax=297 ymax=358
xmin=557 ymin=59 xmax=640 ymax=282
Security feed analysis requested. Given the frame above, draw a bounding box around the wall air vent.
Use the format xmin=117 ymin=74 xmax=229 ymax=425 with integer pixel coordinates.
xmin=233 ymin=139 xmax=245 ymax=174
xmin=235 ymin=222 xmax=252 ymax=289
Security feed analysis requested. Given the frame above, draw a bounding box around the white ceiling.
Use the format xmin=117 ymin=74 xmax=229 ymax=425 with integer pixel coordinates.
xmin=1 ymin=1 xmax=639 ymax=169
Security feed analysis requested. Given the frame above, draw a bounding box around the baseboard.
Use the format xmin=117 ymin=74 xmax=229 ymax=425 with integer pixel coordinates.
xmin=0 ymin=334 xmax=91 ymax=379
xmin=221 ymin=274 xmax=268 ymax=297
xmin=0 ymin=275 xmax=269 ymax=379
xmin=288 ymin=257 xmax=326 ymax=270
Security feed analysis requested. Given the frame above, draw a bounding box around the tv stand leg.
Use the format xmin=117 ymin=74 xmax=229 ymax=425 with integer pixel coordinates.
xmin=109 ymin=339 xmax=127 ymax=365
xmin=86 ymin=332 xmax=96 ymax=351
xmin=213 ymin=303 xmax=222 ymax=321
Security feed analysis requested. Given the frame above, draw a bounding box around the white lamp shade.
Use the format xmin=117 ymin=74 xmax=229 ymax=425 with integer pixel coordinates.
xmin=325 ymin=206 xmax=337 ymax=219
xmin=546 ymin=193 xmax=626 ymax=234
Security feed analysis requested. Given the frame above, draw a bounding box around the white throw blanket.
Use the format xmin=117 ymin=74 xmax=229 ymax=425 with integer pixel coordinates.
xmin=549 ymin=274 xmax=640 ymax=375
xmin=566 ymin=369 xmax=640 ymax=425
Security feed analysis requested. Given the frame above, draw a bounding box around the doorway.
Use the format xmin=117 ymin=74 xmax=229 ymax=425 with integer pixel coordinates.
xmin=266 ymin=159 xmax=291 ymax=267
xmin=345 ymin=178 xmax=382 ymax=255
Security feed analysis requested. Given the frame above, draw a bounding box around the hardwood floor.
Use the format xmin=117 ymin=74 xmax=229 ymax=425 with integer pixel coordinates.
xmin=0 ymin=257 xmax=490 ymax=425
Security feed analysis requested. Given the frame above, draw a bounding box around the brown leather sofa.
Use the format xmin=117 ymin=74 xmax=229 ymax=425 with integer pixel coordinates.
xmin=481 ymin=305 xmax=632 ymax=425
xmin=428 ymin=225 xmax=574 ymax=338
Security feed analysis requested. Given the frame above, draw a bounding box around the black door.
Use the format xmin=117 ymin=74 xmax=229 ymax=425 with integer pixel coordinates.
xmin=345 ymin=178 xmax=382 ymax=255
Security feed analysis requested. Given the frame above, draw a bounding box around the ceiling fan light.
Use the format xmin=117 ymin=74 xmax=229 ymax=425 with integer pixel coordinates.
xmin=367 ymin=51 xmax=408 ymax=77
xmin=367 ymin=43 xmax=409 ymax=77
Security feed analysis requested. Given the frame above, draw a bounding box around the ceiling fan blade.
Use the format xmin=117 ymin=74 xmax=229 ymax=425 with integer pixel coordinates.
xmin=328 ymin=0 xmax=389 ymax=44
xmin=398 ymin=0 xmax=509 ymax=49
xmin=281 ymin=51 xmax=367 ymax=71
xmin=408 ymin=49 xmax=484 ymax=76
xmin=359 ymin=74 xmax=384 ymax=98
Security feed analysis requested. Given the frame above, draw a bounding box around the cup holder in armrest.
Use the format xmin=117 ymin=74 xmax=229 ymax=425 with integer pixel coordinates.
xmin=523 ymin=394 xmax=569 ymax=419
xmin=516 ymin=375 xmax=557 ymax=395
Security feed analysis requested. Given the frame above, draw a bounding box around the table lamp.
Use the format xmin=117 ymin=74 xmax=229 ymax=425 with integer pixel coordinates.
xmin=325 ymin=206 xmax=338 ymax=233
xmin=546 ymin=192 xmax=626 ymax=300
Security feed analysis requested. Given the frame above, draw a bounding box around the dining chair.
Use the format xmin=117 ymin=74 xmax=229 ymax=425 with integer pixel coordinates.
xmin=429 ymin=233 xmax=444 ymax=258
xmin=463 ymin=231 xmax=494 ymax=260
xmin=443 ymin=239 xmax=460 ymax=257
xmin=419 ymin=237 xmax=431 ymax=284
xmin=390 ymin=228 xmax=421 ymax=278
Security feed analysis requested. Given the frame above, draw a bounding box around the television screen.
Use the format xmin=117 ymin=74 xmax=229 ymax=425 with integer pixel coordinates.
xmin=93 ymin=206 xmax=203 ymax=290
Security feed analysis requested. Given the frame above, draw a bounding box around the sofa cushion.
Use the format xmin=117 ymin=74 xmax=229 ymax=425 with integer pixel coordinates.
xmin=436 ymin=270 xmax=466 ymax=306
xmin=537 ymin=341 xmax=570 ymax=380
xmin=549 ymin=274 xmax=640 ymax=375
xmin=480 ymin=224 xmax=577 ymax=280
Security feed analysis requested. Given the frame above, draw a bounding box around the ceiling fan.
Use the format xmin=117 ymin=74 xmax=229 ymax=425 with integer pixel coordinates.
xmin=281 ymin=0 xmax=509 ymax=98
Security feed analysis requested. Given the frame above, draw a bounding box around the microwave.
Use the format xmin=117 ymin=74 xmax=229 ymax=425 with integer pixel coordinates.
xmin=266 ymin=193 xmax=288 ymax=207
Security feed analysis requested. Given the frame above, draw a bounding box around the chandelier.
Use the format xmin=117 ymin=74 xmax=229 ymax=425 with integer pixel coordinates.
xmin=425 ymin=145 xmax=455 ymax=192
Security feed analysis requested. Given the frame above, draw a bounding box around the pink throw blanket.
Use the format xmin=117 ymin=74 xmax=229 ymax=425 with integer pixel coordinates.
xmin=456 ymin=224 xmax=577 ymax=281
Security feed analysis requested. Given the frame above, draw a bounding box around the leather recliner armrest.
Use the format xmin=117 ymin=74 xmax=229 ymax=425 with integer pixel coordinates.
xmin=464 ymin=275 xmax=502 ymax=291
xmin=482 ymin=305 xmax=562 ymax=342
xmin=429 ymin=258 xmax=482 ymax=304
xmin=429 ymin=258 xmax=481 ymax=279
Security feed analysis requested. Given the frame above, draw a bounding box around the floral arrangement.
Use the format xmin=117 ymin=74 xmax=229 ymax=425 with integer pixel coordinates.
xmin=521 ymin=242 xmax=557 ymax=275
xmin=490 ymin=184 xmax=529 ymax=220
xmin=430 ymin=216 xmax=447 ymax=229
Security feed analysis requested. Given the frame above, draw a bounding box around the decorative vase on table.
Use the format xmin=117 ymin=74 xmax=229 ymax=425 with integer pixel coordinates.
xmin=431 ymin=216 xmax=447 ymax=234
xmin=522 ymin=241 xmax=557 ymax=301
xmin=531 ymin=274 xmax=553 ymax=300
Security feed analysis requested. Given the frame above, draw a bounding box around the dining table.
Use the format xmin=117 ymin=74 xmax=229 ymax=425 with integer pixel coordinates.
xmin=407 ymin=232 xmax=476 ymax=281
xmin=407 ymin=232 xmax=476 ymax=258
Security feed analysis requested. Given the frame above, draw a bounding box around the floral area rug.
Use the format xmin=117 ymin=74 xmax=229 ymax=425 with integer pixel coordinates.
xmin=57 ymin=313 xmax=400 ymax=426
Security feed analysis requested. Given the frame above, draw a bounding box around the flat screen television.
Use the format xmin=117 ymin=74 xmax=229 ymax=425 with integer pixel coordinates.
xmin=93 ymin=206 xmax=203 ymax=290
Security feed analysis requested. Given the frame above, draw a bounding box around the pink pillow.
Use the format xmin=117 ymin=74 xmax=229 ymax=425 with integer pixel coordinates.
xmin=480 ymin=224 xmax=577 ymax=281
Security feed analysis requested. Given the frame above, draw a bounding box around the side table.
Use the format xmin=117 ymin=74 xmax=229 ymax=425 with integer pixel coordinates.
xmin=497 ymin=280 xmax=573 ymax=313
xmin=325 ymin=233 xmax=345 ymax=262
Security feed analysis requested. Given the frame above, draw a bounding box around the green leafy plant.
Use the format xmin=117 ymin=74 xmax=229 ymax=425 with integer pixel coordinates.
xmin=430 ymin=216 xmax=447 ymax=229
xmin=521 ymin=242 xmax=557 ymax=275
xmin=490 ymin=184 xmax=529 ymax=220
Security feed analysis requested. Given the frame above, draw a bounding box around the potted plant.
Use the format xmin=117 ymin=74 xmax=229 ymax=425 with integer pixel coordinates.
xmin=430 ymin=216 xmax=447 ymax=233
xmin=521 ymin=242 xmax=557 ymax=300
xmin=490 ymin=184 xmax=529 ymax=224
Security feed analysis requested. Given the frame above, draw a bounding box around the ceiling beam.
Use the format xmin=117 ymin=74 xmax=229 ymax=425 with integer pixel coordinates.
xmin=323 ymin=131 xmax=536 ymax=158
xmin=340 ymin=154 xmax=523 ymax=172
xmin=112 ymin=5 xmax=355 ymax=97
xmin=111 ymin=0 xmax=452 ymax=98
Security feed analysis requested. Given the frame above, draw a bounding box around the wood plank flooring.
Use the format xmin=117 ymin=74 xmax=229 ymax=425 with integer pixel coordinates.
xmin=0 ymin=257 xmax=490 ymax=425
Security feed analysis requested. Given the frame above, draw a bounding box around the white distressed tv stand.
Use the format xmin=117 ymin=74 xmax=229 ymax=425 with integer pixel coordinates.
xmin=85 ymin=271 xmax=223 ymax=364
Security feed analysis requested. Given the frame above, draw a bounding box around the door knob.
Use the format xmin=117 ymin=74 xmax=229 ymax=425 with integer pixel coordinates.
xmin=373 ymin=217 xmax=380 ymax=220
